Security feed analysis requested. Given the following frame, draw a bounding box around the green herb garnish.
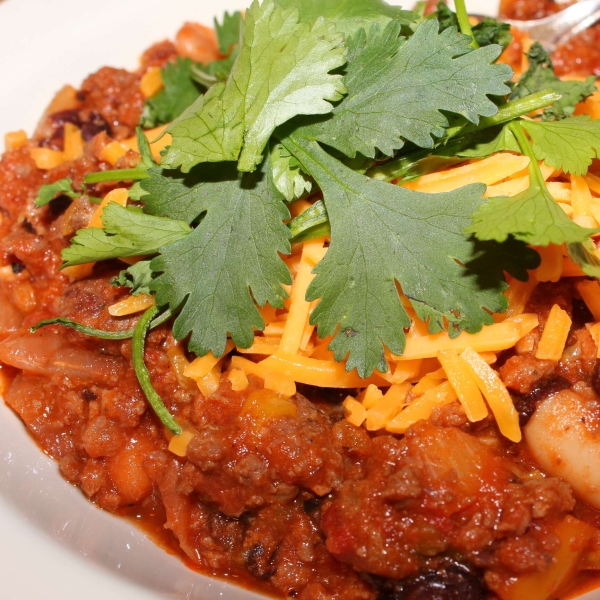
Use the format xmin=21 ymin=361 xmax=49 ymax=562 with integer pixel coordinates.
xmin=46 ymin=0 xmax=600 ymax=383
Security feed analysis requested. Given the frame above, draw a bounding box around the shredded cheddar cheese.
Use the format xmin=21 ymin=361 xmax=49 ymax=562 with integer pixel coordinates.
xmin=577 ymin=280 xmax=600 ymax=322
xmin=140 ymin=67 xmax=164 ymax=98
xmin=108 ymin=293 xmax=155 ymax=316
xmin=535 ymin=304 xmax=572 ymax=361
xmin=460 ymin=347 xmax=521 ymax=443
xmin=168 ymin=430 xmax=196 ymax=457
xmin=228 ymin=368 xmax=249 ymax=392
xmin=4 ymin=130 xmax=27 ymax=151
xmin=438 ymin=349 xmax=488 ymax=422
xmin=385 ymin=381 xmax=458 ymax=434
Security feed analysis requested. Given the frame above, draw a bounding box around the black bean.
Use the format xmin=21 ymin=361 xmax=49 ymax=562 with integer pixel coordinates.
xmin=592 ymin=362 xmax=600 ymax=397
xmin=296 ymin=383 xmax=355 ymax=404
xmin=11 ymin=262 xmax=25 ymax=274
xmin=82 ymin=388 xmax=97 ymax=401
xmin=245 ymin=543 xmax=276 ymax=580
xmin=49 ymin=109 xmax=82 ymax=128
xmin=48 ymin=194 xmax=73 ymax=217
xmin=21 ymin=219 xmax=36 ymax=234
xmin=572 ymin=297 xmax=594 ymax=329
xmin=81 ymin=112 xmax=111 ymax=141
xmin=303 ymin=497 xmax=322 ymax=514
xmin=375 ymin=563 xmax=484 ymax=600
xmin=514 ymin=376 xmax=571 ymax=427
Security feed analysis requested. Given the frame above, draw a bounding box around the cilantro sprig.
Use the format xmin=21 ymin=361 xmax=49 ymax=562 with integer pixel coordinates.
xmin=162 ymin=0 xmax=348 ymax=172
xmin=282 ymin=133 xmax=537 ymax=375
xmin=50 ymin=0 xmax=600 ymax=384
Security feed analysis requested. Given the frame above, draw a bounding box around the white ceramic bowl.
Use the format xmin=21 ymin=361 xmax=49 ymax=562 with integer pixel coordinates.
xmin=1 ymin=1 xmax=598 ymax=599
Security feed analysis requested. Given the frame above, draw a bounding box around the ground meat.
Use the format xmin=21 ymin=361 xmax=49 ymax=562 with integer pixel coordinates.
xmin=78 ymin=67 xmax=144 ymax=139
xmin=500 ymin=355 xmax=557 ymax=395
xmin=180 ymin=385 xmax=344 ymax=517
xmin=321 ymin=422 xmax=574 ymax=582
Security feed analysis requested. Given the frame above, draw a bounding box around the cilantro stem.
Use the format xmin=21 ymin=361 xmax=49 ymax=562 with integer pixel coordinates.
xmin=454 ymin=0 xmax=479 ymax=49
xmin=458 ymin=90 xmax=562 ymax=136
xmin=368 ymin=90 xmax=562 ymax=182
xmin=288 ymin=200 xmax=330 ymax=243
xmin=30 ymin=308 xmax=173 ymax=340
xmin=132 ymin=305 xmax=182 ymax=435
xmin=507 ymin=120 xmax=545 ymax=190
xmin=85 ymin=167 xmax=149 ymax=184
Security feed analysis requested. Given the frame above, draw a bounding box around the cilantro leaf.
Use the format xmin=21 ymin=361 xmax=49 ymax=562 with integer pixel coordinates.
xmin=140 ymin=58 xmax=204 ymax=129
xmin=274 ymin=0 xmax=418 ymax=36
xmin=150 ymin=156 xmax=292 ymax=357
xmin=438 ymin=124 xmax=521 ymax=159
xmin=162 ymin=0 xmax=347 ymax=173
xmin=141 ymin=162 xmax=242 ymax=224
xmin=111 ymin=260 xmax=155 ymax=296
xmin=270 ymin=142 xmax=312 ymax=202
xmin=35 ymin=178 xmax=79 ymax=207
xmin=61 ymin=204 xmax=191 ymax=266
xmin=472 ymin=18 xmax=512 ymax=50
xmin=436 ymin=4 xmax=511 ymax=50
xmin=215 ymin=11 xmax=243 ymax=54
xmin=510 ymin=43 xmax=597 ymax=121
xmin=191 ymin=49 xmax=239 ymax=86
xmin=283 ymin=134 xmax=522 ymax=377
xmin=467 ymin=121 xmax=598 ymax=246
xmin=521 ymin=116 xmax=600 ymax=176
xmin=566 ymin=241 xmax=600 ymax=278
xmin=302 ymin=19 xmax=512 ymax=159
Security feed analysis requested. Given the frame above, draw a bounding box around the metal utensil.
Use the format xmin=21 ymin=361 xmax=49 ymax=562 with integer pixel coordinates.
xmin=485 ymin=0 xmax=600 ymax=53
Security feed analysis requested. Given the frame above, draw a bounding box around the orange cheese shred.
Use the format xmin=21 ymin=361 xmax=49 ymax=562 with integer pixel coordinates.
xmin=140 ymin=67 xmax=164 ymax=98
xmin=100 ymin=140 xmax=128 ymax=166
xmin=278 ymin=238 xmax=326 ymax=355
xmin=385 ymin=381 xmax=458 ymax=434
xmin=535 ymin=245 xmax=563 ymax=283
xmin=63 ymin=123 xmax=84 ymax=161
xmin=459 ymin=347 xmax=521 ymax=442
xmin=365 ymin=383 xmax=411 ymax=431
xmin=577 ymin=280 xmax=600 ymax=322
xmin=258 ymin=352 xmax=389 ymax=388
xmin=89 ymin=187 xmax=129 ymax=228
xmin=392 ymin=315 xmax=539 ymax=361
xmin=438 ymin=349 xmax=488 ymax=422
xmin=358 ymin=384 xmax=384 ymax=410
xmin=5 ymin=130 xmax=27 ymax=151
xmin=29 ymin=147 xmax=65 ymax=170
xmin=588 ymin=323 xmax=600 ymax=359
xmin=108 ymin=293 xmax=155 ymax=316
xmin=228 ymin=369 xmax=249 ymax=392
xmin=168 ymin=430 xmax=196 ymax=457
xmin=185 ymin=340 xmax=235 ymax=380
xmin=402 ymin=153 xmax=530 ymax=194
xmin=535 ymin=304 xmax=572 ymax=361
xmin=343 ymin=397 xmax=367 ymax=427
